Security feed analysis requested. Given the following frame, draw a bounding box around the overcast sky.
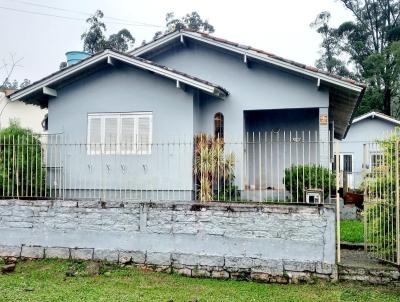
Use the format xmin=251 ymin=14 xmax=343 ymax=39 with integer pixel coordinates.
xmin=0 ymin=0 xmax=354 ymax=83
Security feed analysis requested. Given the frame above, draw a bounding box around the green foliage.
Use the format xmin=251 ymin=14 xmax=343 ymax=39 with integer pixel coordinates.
xmin=364 ymin=130 xmax=399 ymax=261
xmin=284 ymin=165 xmax=335 ymax=202
xmin=312 ymin=1 xmax=400 ymax=116
xmin=81 ymin=10 xmax=135 ymax=53
xmin=341 ymin=219 xmax=364 ymax=243
xmin=1 ymin=259 xmax=399 ymax=301
xmin=152 ymin=11 xmax=215 ymax=40
xmin=193 ymin=134 xmax=238 ymax=202
xmin=0 ymin=122 xmax=45 ymax=197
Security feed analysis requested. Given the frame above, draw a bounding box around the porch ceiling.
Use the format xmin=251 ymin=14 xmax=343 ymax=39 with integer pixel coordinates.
xmin=329 ymin=86 xmax=365 ymax=140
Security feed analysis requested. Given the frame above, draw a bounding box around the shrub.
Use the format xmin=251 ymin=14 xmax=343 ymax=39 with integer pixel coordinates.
xmin=193 ymin=134 xmax=239 ymax=202
xmin=284 ymin=164 xmax=335 ymax=202
xmin=0 ymin=122 xmax=45 ymax=197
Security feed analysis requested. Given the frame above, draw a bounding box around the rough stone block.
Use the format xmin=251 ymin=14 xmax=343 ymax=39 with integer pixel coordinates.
xmin=70 ymin=248 xmax=93 ymax=260
xmin=94 ymin=249 xmax=118 ymax=262
xmin=316 ymin=262 xmax=334 ymax=275
xmin=283 ymin=260 xmax=316 ymax=272
xmin=224 ymin=256 xmax=254 ymax=269
xmin=252 ymin=259 xmax=284 ymax=275
xmin=45 ymin=247 xmax=70 ymax=259
xmin=211 ymin=270 xmax=229 ymax=279
xmin=0 ymin=245 xmax=21 ymax=257
xmin=146 ymin=252 xmax=171 ymax=266
xmin=191 ymin=267 xmax=211 ymax=278
xmin=21 ymin=246 xmax=44 ymax=259
xmin=250 ymin=272 xmax=270 ymax=282
xmin=172 ymin=253 xmax=199 ymax=266
xmin=198 ymin=255 xmax=224 ymax=267
xmin=119 ymin=251 xmax=146 ymax=264
xmin=174 ymin=267 xmax=192 ymax=276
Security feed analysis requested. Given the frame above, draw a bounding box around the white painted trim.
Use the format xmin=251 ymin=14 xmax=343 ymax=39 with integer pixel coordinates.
xmin=43 ymin=87 xmax=57 ymax=97
xmin=352 ymin=111 xmax=400 ymax=125
xmin=131 ymin=31 xmax=363 ymax=93
xmin=10 ymin=49 xmax=226 ymax=102
xmin=87 ymin=111 xmax=153 ymax=155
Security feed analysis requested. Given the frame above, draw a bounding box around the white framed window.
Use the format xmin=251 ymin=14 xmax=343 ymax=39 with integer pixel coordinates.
xmin=370 ymin=152 xmax=383 ymax=168
xmin=87 ymin=112 xmax=152 ymax=155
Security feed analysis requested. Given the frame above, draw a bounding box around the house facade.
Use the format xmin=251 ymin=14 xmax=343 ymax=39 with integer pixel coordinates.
xmin=0 ymin=89 xmax=47 ymax=133
xmin=9 ymin=30 xmax=365 ymax=201
xmin=339 ymin=111 xmax=400 ymax=189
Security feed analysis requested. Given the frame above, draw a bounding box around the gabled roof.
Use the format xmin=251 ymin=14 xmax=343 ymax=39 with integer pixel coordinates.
xmin=352 ymin=111 xmax=400 ymax=125
xmin=9 ymin=49 xmax=229 ymax=106
xmin=130 ymin=29 xmax=366 ymax=140
xmin=130 ymin=29 xmax=365 ymax=92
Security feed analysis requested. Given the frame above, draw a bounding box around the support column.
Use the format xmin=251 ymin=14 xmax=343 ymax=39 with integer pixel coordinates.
xmin=319 ymin=107 xmax=330 ymax=167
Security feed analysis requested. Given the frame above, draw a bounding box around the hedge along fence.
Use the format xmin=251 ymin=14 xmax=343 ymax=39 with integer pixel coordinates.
xmin=284 ymin=165 xmax=336 ymax=203
xmin=0 ymin=122 xmax=46 ymax=198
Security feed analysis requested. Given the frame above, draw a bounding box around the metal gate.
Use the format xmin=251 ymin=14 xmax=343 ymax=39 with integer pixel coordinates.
xmin=363 ymin=138 xmax=400 ymax=265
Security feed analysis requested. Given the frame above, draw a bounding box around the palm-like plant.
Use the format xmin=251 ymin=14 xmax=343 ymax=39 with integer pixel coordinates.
xmin=193 ymin=134 xmax=236 ymax=202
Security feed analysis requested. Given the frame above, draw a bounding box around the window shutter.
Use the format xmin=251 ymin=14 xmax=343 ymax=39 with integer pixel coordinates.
xmin=89 ymin=117 xmax=101 ymax=154
xmin=121 ymin=117 xmax=135 ymax=153
xmin=104 ymin=117 xmax=118 ymax=153
xmin=137 ymin=116 xmax=151 ymax=153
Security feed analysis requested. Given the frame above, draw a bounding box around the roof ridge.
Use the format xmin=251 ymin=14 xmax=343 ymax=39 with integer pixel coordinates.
xmin=130 ymin=29 xmax=366 ymax=89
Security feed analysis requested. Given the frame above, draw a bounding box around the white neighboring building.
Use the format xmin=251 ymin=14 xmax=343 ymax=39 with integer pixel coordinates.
xmin=339 ymin=111 xmax=400 ymax=190
xmin=0 ymin=89 xmax=47 ymax=134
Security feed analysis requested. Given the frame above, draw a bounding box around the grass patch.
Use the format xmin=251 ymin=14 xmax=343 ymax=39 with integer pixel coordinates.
xmin=341 ymin=219 xmax=364 ymax=243
xmin=0 ymin=259 xmax=399 ymax=302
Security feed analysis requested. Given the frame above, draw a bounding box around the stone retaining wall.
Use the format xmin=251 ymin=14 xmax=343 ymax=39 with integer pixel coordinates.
xmin=0 ymin=199 xmax=336 ymax=283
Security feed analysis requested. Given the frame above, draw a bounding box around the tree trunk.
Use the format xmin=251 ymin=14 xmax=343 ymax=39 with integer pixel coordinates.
xmin=383 ymin=85 xmax=391 ymax=115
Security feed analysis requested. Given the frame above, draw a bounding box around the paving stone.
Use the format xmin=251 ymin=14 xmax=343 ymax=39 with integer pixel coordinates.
xmin=119 ymin=251 xmax=146 ymax=264
xmin=21 ymin=246 xmax=44 ymax=259
xmin=45 ymin=247 xmax=70 ymax=259
xmin=146 ymin=252 xmax=171 ymax=266
xmin=94 ymin=249 xmax=118 ymax=262
xmin=0 ymin=245 xmax=21 ymax=257
xmin=70 ymin=248 xmax=93 ymax=260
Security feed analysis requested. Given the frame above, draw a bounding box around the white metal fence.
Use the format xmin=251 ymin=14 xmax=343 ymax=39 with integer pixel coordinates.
xmin=363 ymin=139 xmax=400 ymax=265
xmin=0 ymin=131 xmax=338 ymax=204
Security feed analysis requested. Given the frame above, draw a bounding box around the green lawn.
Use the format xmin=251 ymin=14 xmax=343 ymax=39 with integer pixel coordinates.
xmin=341 ymin=219 xmax=364 ymax=243
xmin=0 ymin=259 xmax=399 ymax=302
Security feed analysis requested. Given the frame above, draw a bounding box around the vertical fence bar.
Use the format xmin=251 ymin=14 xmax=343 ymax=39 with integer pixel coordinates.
xmin=335 ymin=140 xmax=340 ymax=263
xmin=396 ymin=140 xmax=400 ymax=265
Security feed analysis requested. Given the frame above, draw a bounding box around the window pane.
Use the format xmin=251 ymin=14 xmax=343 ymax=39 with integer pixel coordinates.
xmin=121 ymin=117 xmax=135 ymax=153
xmin=343 ymin=155 xmax=352 ymax=172
xmin=138 ymin=116 xmax=151 ymax=153
xmin=89 ymin=117 xmax=101 ymax=153
xmin=104 ymin=117 xmax=118 ymax=153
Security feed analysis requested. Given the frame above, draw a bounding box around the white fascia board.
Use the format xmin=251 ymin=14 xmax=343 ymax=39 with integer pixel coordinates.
xmin=129 ymin=32 xmax=181 ymax=56
xmin=133 ymin=31 xmax=363 ymax=93
xmin=10 ymin=50 xmax=224 ymax=101
xmin=352 ymin=112 xmax=400 ymax=125
xmin=9 ymin=53 xmax=108 ymax=101
xmin=184 ymin=32 xmax=363 ymax=93
xmin=110 ymin=52 xmax=222 ymax=96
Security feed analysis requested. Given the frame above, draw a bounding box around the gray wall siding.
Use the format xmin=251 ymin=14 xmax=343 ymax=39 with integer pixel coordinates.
xmin=47 ymin=65 xmax=196 ymax=192
xmin=341 ymin=118 xmax=397 ymax=188
xmin=148 ymin=43 xmax=330 ymax=142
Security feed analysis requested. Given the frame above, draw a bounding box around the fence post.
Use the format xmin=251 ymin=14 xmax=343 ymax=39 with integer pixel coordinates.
xmin=336 ymin=140 xmax=340 ymax=263
xmin=396 ymin=140 xmax=400 ymax=265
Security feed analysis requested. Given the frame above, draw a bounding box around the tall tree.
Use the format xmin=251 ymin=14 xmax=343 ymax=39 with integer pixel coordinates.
xmin=312 ymin=0 xmax=400 ymax=116
xmin=152 ymin=11 xmax=215 ymax=40
xmin=310 ymin=12 xmax=351 ymax=77
xmin=81 ymin=10 xmax=135 ymax=54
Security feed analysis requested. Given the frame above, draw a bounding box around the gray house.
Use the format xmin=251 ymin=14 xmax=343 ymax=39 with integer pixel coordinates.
xmin=339 ymin=111 xmax=400 ymax=189
xmin=9 ymin=30 xmax=365 ymax=201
